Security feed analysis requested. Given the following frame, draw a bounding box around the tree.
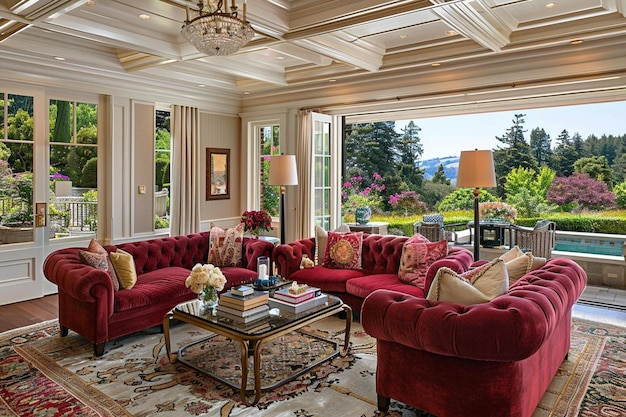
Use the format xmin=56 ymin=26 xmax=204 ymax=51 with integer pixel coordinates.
xmin=431 ymin=163 xmax=450 ymax=185
xmin=573 ymin=155 xmax=614 ymax=188
xmin=529 ymin=127 xmax=552 ymax=167
xmin=344 ymin=121 xmax=400 ymax=188
xmin=612 ymin=153 xmax=626 ymax=183
xmin=80 ymin=157 xmax=98 ymax=188
xmin=492 ymin=114 xmax=537 ymax=198
xmin=504 ymin=166 xmax=555 ymax=200
xmin=6 ymin=108 xmax=34 ymax=173
xmin=395 ymin=121 xmax=424 ymax=190
xmin=546 ymin=173 xmax=616 ymax=210
xmin=437 ymin=188 xmax=499 ymax=212
xmin=420 ymin=180 xmax=455 ymax=211
xmin=614 ymin=181 xmax=626 ymax=209
xmin=551 ymin=129 xmax=580 ymax=177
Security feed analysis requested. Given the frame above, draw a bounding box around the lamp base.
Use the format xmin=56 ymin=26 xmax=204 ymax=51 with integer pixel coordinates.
xmin=472 ymin=187 xmax=480 ymax=261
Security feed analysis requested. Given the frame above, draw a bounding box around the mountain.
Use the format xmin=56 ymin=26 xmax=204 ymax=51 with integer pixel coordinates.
xmin=419 ymin=156 xmax=459 ymax=181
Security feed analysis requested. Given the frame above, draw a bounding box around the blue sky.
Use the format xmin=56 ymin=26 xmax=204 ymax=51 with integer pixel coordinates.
xmin=396 ymin=101 xmax=626 ymax=161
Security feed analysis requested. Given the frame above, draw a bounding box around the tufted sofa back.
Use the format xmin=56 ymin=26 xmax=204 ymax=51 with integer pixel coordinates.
xmin=360 ymin=234 xmax=408 ymax=273
xmin=104 ymin=231 xmax=271 ymax=275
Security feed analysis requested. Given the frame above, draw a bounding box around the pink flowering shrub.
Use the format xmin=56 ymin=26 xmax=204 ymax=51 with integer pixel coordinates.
xmin=389 ymin=191 xmax=428 ymax=216
xmin=342 ymin=173 xmax=386 ymax=210
xmin=546 ymin=173 xmax=616 ymax=210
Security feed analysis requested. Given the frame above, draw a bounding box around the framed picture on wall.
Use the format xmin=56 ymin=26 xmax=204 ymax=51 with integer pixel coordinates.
xmin=207 ymin=148 xmax=230 ymax=200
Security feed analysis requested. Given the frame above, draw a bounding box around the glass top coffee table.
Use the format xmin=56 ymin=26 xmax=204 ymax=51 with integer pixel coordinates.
xmin=163 ymin=294 xmax=352 ymax=405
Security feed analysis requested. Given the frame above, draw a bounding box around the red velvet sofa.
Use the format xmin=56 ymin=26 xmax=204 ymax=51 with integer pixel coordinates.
xmin=272 ymin=234 xmax=474 ymax=312
xmin=43 ymin=232 xmax=274 ymax=356
xmin=361 ymin=257 xmax=587 ymax=417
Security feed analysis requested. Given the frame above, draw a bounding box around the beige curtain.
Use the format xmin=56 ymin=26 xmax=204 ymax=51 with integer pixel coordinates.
xmin=295 ymin=110 xmax=313 ymax=240
xmin=170 ymin=105 xmax=201 ymax=236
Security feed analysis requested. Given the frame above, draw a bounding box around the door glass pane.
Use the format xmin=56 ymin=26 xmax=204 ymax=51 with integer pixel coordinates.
xmin=49 ymin=99 xmax=98 ymax=239
xmin=260 ymin=125 xmax=280 ymax=217
xmin=155 ymin=109 xmax=171 ymax=230
xmin=0 ymin=94 xmax=34 ymax=243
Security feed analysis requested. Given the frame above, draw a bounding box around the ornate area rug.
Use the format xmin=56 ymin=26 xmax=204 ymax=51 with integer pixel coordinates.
xmin=0 ymin=316 xmax=623 ymax=417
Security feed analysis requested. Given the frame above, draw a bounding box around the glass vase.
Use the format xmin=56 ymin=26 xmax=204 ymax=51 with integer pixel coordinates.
xmin=199 ymin=287 xmax=219 ymax=312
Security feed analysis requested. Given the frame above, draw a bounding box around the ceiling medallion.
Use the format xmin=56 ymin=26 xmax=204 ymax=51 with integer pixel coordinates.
xmin=181 ymin=0 xmax=254 ymax=56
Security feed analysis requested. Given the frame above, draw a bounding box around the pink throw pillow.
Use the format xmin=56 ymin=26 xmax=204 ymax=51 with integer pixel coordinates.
xmin=322 ymin=231 xmax=363 ymax=270
xmin=79 ymin=239 xmax=119 ymax=291
xmin=398 ymin=234 xmax=448 ymax=289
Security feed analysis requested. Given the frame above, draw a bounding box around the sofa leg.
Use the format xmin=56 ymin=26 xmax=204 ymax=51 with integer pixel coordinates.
xmin=60 ymin=325 xmax=69 ymax=337
xmin=377 ymin=393 xmax=390 ymax=412
xmin=94 ymin=342 xmax=105 ymax=357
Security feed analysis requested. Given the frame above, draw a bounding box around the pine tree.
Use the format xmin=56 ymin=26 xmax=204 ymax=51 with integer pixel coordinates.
xmin=551 ymin=129 xmax=580 ymax=176
xmin=344 ymin=122 xmax=398 ymax=181
xmin=431 ymin=163 xmax=450 ymax=185
xmin=529 ymin=127 xmax=552 ymax=167
xmin=396 ymin=121 xmax=424 ymax=190
xmin=492 ymin=114 xmax=537 ymax=198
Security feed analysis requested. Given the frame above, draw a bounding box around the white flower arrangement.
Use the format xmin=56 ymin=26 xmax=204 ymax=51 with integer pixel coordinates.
xmin=185 ymin=263 xmax=227 ymax=295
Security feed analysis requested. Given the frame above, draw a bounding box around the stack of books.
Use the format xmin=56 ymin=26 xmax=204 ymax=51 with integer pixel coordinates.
xmin=217 ymin=286 xmax=270 ymax=323
xmin=268 ymin=286 xmax=328 ymax=313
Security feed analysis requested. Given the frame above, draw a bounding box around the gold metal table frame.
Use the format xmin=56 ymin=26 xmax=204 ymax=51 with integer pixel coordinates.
xmin=163 ymin=295 xmax=352 ymax=405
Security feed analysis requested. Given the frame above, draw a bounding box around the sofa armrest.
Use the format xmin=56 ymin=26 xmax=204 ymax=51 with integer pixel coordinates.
xmin=423 ymin=246 xmax=474 ymax=293
xmin=43 ymin=248 xmax=115 ymax=312
xmin=242 ymin=238 xmax=275 ymax=271
xmin=272 ymin=238 xmax=315 ymax=278
xmin=362 ymin=258 xmax=586 ymax=362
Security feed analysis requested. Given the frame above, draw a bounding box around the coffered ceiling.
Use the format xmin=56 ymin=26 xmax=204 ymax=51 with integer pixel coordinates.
xmin=1 ymin=0 xmax=626 ymax=112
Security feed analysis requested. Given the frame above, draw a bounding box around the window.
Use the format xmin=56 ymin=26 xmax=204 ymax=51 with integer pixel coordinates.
xmin=48 ymin=99 xmax=98 ymax=238
xmin=313 ymin=115 xmax=332 ymax=230
xmin=0 ymin=93 xmax=34 ymax=244
xmin=259 ymin=124 xmax=280 ymax=217
xmin=155 ymin=109 xmax=171 ymax=230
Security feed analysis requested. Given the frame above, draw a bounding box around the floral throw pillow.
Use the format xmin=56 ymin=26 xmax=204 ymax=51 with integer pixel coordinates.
xmin=207 ymin=223 xmax=243 ymax=267
xmin=79 ymin=239 xmax=119 ymax=291
xmin=398 ymin=233 xmax=448 ymax=289
xmin=322 ymin=231 xmax=363 ymax=270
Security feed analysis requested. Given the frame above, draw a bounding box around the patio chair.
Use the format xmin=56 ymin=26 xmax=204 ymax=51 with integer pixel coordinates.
xmin=509 ymin=219 xmax=557 ymax=258
xmin=413 ymin=214 xmax=445 ymax=242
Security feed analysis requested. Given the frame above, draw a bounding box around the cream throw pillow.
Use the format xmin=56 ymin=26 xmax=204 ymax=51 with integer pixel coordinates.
xmin=498 ymin=246 xmax=548 ymax=286
xmin=426 ymin=258 xmax=508 ymax=305
xmin=315 ymin=224 xmax=350 ymax=265
xmin=499 ymin=245 xmax=525 ymax=263
xmin=109 ymin=249 xmax=137 ymax=289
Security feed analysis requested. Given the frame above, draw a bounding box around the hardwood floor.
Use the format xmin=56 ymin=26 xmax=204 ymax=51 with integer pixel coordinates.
xmin=0 ymin=294 xmax=58 ymax=333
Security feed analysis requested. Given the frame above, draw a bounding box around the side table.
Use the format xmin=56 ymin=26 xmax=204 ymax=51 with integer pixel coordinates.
xmin=347 ymin=222 xmax=389 ymax=235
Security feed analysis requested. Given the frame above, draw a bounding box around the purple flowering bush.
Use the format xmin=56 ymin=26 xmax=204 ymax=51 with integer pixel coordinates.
xmin=546 ymin=173 xmax=616 ymax=211
xmin=388 ymin=191 xmax=428 ymax=216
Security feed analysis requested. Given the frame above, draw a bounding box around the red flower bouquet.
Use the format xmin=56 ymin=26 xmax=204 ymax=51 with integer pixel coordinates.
xmin=241 ymin=210 xmax=273 ymax=236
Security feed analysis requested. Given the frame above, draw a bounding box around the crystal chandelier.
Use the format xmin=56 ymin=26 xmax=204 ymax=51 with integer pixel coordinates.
xmin=181 ymin=0 xmax=254 ymax=56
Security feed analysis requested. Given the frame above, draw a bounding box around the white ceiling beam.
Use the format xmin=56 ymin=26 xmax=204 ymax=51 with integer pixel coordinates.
xmin=293 ymin=33 xmax=384 ymax=72
xmin=36 ymin=14 xmax=183 ymax=59
xmin=196 ymin=56 xmax=288 ymax=85
xmin=430 ymin=0 xmax=512 ymax=52
xmin=269 ymin=43 xmax=333 ymax=67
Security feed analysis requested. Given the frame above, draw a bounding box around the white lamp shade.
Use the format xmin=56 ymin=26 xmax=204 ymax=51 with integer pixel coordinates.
xmin=456 ymin=150 xmax=497 ymax=188
xmin=268 ymin=155 xmax=298 ymax=186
